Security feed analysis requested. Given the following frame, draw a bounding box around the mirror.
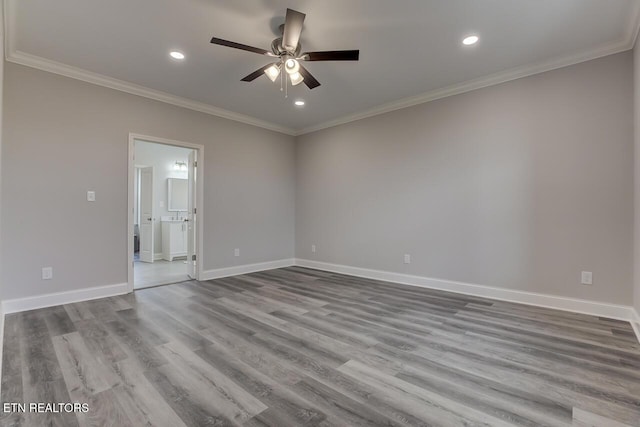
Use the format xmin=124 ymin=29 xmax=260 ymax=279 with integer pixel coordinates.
xmin=167 ymin=178 xmax=188 ymax=211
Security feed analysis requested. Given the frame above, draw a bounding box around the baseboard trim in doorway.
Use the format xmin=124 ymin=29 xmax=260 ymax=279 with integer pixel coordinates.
xmin=201 ymin=258 xmax=295 ymax=281
xmin=1 ymin=282 xmax=130 ymax=314
xmin=294 ymin=259 xmax=636 ymax=324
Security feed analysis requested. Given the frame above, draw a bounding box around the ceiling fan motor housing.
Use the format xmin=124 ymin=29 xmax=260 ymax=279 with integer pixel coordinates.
xmin=271 ymin=37 xmax=301 ymax=57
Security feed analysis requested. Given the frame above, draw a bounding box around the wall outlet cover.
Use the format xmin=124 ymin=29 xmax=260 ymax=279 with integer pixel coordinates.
xmin=581 ymin=271 xmax=593 ymax=285
xmin=404 ymin=254 xmax=411 ymax=264
xmin=42 ymin=267 xmax=53 ymax=280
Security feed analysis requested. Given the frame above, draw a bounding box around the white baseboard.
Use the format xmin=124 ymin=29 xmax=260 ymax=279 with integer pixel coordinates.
xmin=2 ymin=282 xmax=130 ymax=314
xmin=154 ymin=253 xmax=163 ymax=261
xmin=295 ymin=259 xmax=635 ymax=323
xmin=0 ymin=302 xmax=4 ymax=396
xmin=201 ymin=258 xmax=295 ymax=281
xmin=632 ymin=308 xmax=640 ymax=343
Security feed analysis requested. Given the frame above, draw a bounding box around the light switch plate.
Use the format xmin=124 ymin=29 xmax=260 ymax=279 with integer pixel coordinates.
xmin=42 ymin=267 xmax=53 ymax=280
xmin=87 ymin=191 xmax=96 ymax=202
xmin=581 ymin=271 xmax=593 ymax=285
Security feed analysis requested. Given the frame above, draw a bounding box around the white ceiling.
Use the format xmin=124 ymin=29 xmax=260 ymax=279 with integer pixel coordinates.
xmin=6 ymin=0 xmax=640 ymax=134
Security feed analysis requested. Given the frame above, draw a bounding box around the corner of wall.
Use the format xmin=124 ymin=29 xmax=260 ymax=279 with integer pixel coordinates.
xmin=632 ymin=306 xmax=640 ymax=343
xmin=634 ymin=33 xmax=640 ymax=332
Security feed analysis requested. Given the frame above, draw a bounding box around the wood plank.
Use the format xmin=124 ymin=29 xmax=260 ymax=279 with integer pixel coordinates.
xmin=155 ymin=341 xmax=268 ymax=424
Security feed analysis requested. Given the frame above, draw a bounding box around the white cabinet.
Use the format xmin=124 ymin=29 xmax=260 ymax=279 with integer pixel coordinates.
xmin=161 ymin=220 xmax=188 ymax=261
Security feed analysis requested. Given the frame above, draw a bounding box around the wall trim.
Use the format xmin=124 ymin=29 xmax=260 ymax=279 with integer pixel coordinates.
xmin=5 ymin=0 xmax=640 ymax=137
xmin=632 ymin=308 xmax=640 ymax=343
xmin=1 ymin=282 xmax=129 ymax=314
xmin=0 ymin=261 xmax=636 ymax=343
xmin=295 ymin=259 xmax=636 ymax=323
xmin=295 ymin=40 xmax=635 ymax=135
xmin=0 ymin=305 xmax=4 ymax=396
xmin=4 ymin=50 xmax=296 ymax=137
xmin=201 ymin=258 xmax=295 ymax=281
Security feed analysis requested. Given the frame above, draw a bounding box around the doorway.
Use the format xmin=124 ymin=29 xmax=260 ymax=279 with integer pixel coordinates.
xmin=128 ymin=134 xmax=204 ymax=291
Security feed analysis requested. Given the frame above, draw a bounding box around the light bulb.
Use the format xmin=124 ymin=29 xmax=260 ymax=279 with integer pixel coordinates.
xmin=289 ymin=72 xmax=304 ymax=86
xmin=462 ymin=35 xmax=479 ymax=46
xmin=285 ymin=58 xmax=300 ymax=74
xmin=264 ymin=64 xmax=280 ymax=82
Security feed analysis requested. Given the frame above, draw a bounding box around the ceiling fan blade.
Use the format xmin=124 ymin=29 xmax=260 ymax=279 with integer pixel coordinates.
xmin=282 ymin=8 xmax=306 ymax=51
xmin=240 ymin=64 xmax=273 ymax=82
xmin=302 ymin=50 xmax=360 ymax=61
xmin=210 ymin=37 xmax=274 ymax=56
xmin=298 ymin=64 xmax=321 ymax=89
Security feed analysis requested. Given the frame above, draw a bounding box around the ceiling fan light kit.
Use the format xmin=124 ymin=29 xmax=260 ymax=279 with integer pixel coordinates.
xmin=264 ymin=63 xmax=281 ymax=82
xmin=284 ymin=58 xmax=300 ymax=74
xmin=289 ymin=71 xmax=304 ymax=86
xmin=210 ymin=8 xmax=360 ymax=96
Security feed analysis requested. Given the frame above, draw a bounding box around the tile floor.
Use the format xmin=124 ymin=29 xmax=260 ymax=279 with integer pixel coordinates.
xmin=134 ymin=257 xmax=190 ymax=289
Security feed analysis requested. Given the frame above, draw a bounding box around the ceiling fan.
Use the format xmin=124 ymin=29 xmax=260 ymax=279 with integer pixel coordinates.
xmin=210 ymin=8 xmax=359 ymax=90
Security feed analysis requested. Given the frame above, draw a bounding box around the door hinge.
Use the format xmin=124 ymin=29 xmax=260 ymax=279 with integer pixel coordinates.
xmin=192 ymin=255 xmax=196 ymax=261
xmin=193 ymin=208 xmax=197 ymax=214
xmin=193 ymin=161 xmax=197 ymax=168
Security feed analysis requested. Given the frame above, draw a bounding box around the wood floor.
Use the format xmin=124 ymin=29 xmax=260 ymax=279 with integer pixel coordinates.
xmin=1 ymin=267 xmax=639 ymax=427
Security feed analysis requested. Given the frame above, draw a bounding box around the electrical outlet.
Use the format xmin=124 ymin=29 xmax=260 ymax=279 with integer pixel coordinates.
xmin=42 ymin=267 xmax=53 ymax=280
xmin=404 ymin=254 xmax=411 ymax=264
xmin=311 ymin=244 xmax=316 ymax=253
xmin=234 ymin=248 xmax=240 ymax=257
xmin=86 ymin=191 xmax=96 ymax=202
xmin=581 ymin=271 xmax=593 ymax=285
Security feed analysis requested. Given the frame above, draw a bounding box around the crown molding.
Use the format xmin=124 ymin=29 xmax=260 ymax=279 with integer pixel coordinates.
xmin=5 ymin=50 xmax=296 ymax=136
xmin=3 ymin=0 xmax=295 ymax=135
xmin=4 ymin=0 xmax=640 ymax=137
xmin=628 ymin=0 xmax=640 ymax=49
xmin=295 ymin=37 xmax=636 ymax=136
xmin=295 ymin=2 xmax=640 ymax=136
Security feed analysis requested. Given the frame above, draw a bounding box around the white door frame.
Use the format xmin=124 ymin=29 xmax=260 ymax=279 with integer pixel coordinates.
xmin=127 ymin=133 xmax=205 ymax=293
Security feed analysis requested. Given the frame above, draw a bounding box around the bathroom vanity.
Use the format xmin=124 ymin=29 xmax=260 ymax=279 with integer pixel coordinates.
xmin=161 ymin=219 xmax=188 ymax=261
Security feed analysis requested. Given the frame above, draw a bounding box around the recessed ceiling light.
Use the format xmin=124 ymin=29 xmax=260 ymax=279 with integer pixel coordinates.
xmin=294 ymin=100 xmax=305 ymax=107
xmin=170 ymin=51 xmax=185 ymax=60
xmin=462 ymin=35 xmax=479 ymax=46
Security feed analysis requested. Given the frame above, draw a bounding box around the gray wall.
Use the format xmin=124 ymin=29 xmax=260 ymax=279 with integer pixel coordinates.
xmin=1 ymin=63 xmax=295 ymax=301
xmin=296 ymin=51 xmax=634 ymax=305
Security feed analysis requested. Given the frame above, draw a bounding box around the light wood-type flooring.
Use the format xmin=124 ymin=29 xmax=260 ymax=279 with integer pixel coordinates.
xmin=1 ymin=267 xmax=639 ymax=426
